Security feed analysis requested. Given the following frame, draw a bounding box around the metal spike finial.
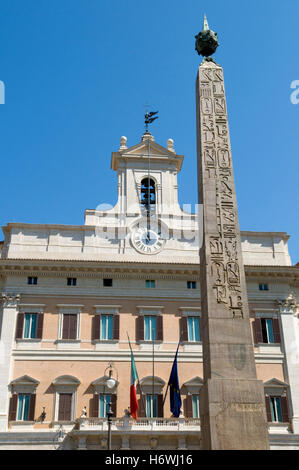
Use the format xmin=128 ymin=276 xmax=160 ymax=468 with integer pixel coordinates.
xmin=195 ymin=14 xmax=219 ymax=60
xmin=203 ymin=14 xmax=209 ymax=31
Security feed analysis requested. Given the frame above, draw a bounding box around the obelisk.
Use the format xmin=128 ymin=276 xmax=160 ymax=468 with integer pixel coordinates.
xmin=195 ymin=16 xmax=270 ymax=450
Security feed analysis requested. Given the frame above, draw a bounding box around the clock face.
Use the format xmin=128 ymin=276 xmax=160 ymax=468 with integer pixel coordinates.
xmin=131 ymin=226 xmax=165 ymax=254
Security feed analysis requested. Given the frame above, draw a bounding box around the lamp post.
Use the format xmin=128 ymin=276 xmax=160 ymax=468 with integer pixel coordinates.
xmin=104 ymin=363 xmax=118 ymax=450
xmin=107 ymin=401 xmax=113 ymax=450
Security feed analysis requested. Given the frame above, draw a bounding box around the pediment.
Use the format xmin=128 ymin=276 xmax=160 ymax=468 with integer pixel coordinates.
xmin=92 ymin=376 xmax=119 ymax=387
xmin=264 ymin=378 xmax=289 ymax=388
xmin=140 ymin=375 xmax=166 ymax=387
xmin=11 ymin=375 xmax=40 ymax=386
xmin=52 ymin=375 xmax=81 ymax=386
xmin=111 ymin=138 xmax=184 ymax=172
xmin=183 ymin=376 xmax=204 ymax=388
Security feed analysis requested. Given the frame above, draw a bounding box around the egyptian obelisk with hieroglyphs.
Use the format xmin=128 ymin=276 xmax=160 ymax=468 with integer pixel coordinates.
xmin=195 ymin=16 xmax=270 ymax=449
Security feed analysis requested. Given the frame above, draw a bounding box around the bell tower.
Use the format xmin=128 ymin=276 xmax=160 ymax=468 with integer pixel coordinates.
xmin=110 ymin=131 xmax=184 ymax=218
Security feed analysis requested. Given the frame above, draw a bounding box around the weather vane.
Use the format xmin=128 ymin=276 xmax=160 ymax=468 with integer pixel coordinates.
xmin=144 ymin=110 xmax=159 ymax=133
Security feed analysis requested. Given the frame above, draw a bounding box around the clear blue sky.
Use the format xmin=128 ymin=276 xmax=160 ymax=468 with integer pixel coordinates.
xmin=0 ymin=0 xmax=298 ymax=264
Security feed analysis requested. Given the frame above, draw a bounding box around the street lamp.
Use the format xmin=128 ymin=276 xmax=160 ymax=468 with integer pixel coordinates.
xmin=104 ymin=363 xmax=118 ymax=450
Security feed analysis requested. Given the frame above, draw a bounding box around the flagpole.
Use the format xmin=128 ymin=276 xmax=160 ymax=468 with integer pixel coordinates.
xmin=152 ymin=326 xmax=154 ymax=417
xmin=162 ymin=335 xmax=182 ymax=409
xmin=127 ymin=332 xmax=147 ymax=417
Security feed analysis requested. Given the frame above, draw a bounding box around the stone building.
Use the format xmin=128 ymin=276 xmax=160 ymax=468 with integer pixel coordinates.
xmin=0 ymin=129 xmax=298 ymax=450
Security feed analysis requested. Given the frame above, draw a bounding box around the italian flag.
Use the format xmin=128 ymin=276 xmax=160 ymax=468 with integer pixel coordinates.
xmin=130 ymin=348 xmax=139 ymax=420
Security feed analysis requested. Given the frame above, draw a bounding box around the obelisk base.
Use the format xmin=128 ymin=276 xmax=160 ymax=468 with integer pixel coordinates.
xmin=200 ymin=378 xmax=269 ymax=450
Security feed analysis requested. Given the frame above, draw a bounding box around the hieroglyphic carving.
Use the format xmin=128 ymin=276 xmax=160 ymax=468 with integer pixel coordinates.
xmin=200 ymin=65 xmax=245 ymax=319
xmin=201 ymin=97 xmax=213 ymax=115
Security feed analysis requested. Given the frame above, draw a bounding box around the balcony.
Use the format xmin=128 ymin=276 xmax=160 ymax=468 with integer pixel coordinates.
xmin=74 ymin=416 xmax=201 ymax=433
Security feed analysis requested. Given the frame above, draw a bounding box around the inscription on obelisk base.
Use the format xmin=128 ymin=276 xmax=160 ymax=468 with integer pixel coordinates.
xmin=196 ymin=45 xmax=270 ymax=448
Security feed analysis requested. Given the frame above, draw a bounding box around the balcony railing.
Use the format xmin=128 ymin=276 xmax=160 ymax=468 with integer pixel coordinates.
xmin=75 ymin=416 xmax=201 ymax=432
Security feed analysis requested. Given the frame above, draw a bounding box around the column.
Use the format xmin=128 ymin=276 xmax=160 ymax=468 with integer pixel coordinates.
xmin=278 ymin=293 xmax=299 ymax=433
xmin=0 ymin=293 xmax=20 ymax=431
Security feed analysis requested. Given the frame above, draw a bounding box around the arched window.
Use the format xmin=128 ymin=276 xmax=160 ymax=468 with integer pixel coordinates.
xmin=141 ymin=178 xmax=156 ymax=209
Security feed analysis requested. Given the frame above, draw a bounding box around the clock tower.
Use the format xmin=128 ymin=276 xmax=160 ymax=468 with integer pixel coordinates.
xmin=84 ymin=131 xmax=199 ymax=261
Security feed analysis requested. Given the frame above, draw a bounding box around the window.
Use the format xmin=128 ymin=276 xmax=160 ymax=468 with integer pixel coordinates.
xmin=187 ymin=281 xmax=197 ymax=289
xmin=99 ymin=394 xmax=111 ymax=418
xmin=261 ymin=318 xmax=274 ymax=343
xmin=62 ymin=314 xmax=78 ymax=340
xmin=15 ymin=312 xmax=44 ymax=340
xmin=253 ymin=317 xmax=281 ymax=344
xmin=27 ymin=277 xmax=37 ymax=285
xmin=23 ymin=314 xmax=37 ymax=339
xmin=17 ymin=394 xmax=31 ymax=421
xmin=265 ymin=395 xmax=290 ymax=423
xmin=136 ymin=313 xmax=163 ymax=342
xmin=180 ymin=315 xmax=201 ymax=343
xmin=144 ymin=315 xmax=157 ymax=341
xmin=67 ymin=277 xmax=77 ymax=286
xmin=141 ymin=178 xmax=156 ymax=209
xmin=100 ymin=315 xmax=114 ymax=340
xmin=103 ymin=278 xmax=113 ymax=287
xmin=259 ymin=283 xmax=269 ymax=291
xmin=146 ymin=394 xmax=158 ymax=418
xmin=58 ymin=393 xmax=73 ymax=421
xmin=187 ymin=317 xmax=200 ymax=342
xmin=269 ymin=397 xmax=283 ymax=423
xmin=192 ymin=395 xmax=200 ymax=418
xmin=145 ymin=280 xmax=155 ymax=288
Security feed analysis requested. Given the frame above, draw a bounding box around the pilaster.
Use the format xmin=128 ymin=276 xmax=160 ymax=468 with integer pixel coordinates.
xmin=277 ymin=293 xmax=299 ymax=433
xmin=0 ymin=293 xmax=20 ymax=431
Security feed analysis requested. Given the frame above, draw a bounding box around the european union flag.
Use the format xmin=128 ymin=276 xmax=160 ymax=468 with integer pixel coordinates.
xmin=168 ymin=345 xmax=182 ymax=418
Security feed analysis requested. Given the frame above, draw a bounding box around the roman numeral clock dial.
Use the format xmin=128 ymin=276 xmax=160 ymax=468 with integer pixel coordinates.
xmin=131 ymin=226 xmax=165 ymax=254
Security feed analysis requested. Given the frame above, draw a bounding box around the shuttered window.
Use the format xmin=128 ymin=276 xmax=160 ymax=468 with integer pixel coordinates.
xmin=62 ymin=314 xmax=78 ymax=340
xmin=253 ymin=318 xmax=281 ymax=344
xmin=265 ymin=396 xmax=289 ymax=423
xmin=192 ymin=395 xmax=200 ymax=418
xmin=10 ymin=394 xmax=36 ymax=422
xmin=100 ymin=315 xmax=113 ymax=340
xmin=92 ymin=314 xmax=119 ymax=341
xmin=184 ymin=394 xmax=200 ymax=418
xmin=187 ymin=317 xmax=200 ymax=342
xmin=144 ymin=316 xmax=156 ymax=341
xmin=58 ymin=393 xmax=73 ymax=421
xmin=15 ymin=313 xmax=44 ymax=340
xmin=145 ymin=394 xmax=163 ymax=417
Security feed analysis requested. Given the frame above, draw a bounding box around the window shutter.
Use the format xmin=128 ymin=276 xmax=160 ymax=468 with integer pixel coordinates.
xmin=58 ymin=393 xmax=72 ymax=421
xmin=91 ymin=394 xmax=99 ymax=417
xmin=136 ymin=316 xmax=144 ymax=342
xmin=156 ymin=316 xmax=163 ymax=341
xmin=62 ymin=315 xmax=70 ymax=340
xmin=65 ymin=393 xmax=72 ymax=420
xmin=92 ymin=315 xmax=101 ymax=340
xmin=138 ymin=397 xmax=146 ymax=417
xmin=180 ymin=317 xmax=188 ymax=342
xmin=184 ymin=395 xmax=193 ymax=418
xmin=113 ymin=314 xmax=120 ymax=341
xmin=265 ymin=396 xmax=272 ymax=422
xmin=15 ymin=313 xmax=24 ymax=339
xmin=111 ymin=394 xmax=117 ymax=417
xmin=69 ymin=314 xmax=77 ymax=340
xmin=28 ymin=394 xmax=36 ymax=421
xmin=8 ymin=394 xmax=18 ymax=421
xmin=253 ymin=318 xmax=263 ymax=344
xmin=157 ymin=394 xmax=164 ymax=418
xmin=281 ymin=396 xmax=290 ymax=423
xmin=36 ymin=313 xmax=44 ymax=340
xmin=272 ymin=319 xmax=281 ymax=344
